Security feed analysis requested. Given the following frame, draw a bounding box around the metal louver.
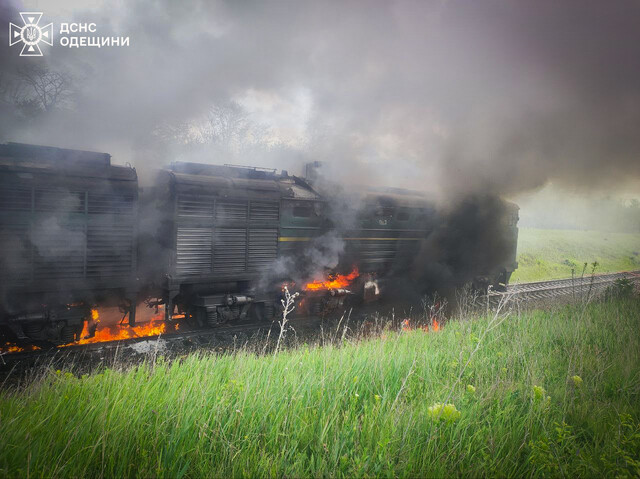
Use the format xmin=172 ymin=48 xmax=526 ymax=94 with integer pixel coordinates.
xmin=0 ymin=186 xmax=31 ymax=211
xmin=248 ymin=228 xmax=278 ymax=272
xmin=354 ymin=239 xmax=398 ymax=272
xmin=86 ymin=223 xmax=135 ymax=277
xmin=176 ymin=227 xmax=212 ymax=275
xmin=250 ymin=201 xmax=279 ymax=222
xmin=36 ymin=189 xmax=85 ymax=213
xmin=88 ymin=193 xmax=135 ymax=215
xmin=216 ymin=201 xmax=248 ymax=223
xmin=33 ymin=224 xmax=85 ymax=279
xmin=177 ymin=194 xmax=214 ymax=218
xmin=214 ymin=228 xmax=247 ymax=273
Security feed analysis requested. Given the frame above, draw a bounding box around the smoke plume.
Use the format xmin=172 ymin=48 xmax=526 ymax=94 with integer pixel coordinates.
xmin=1 ymin=0 xmax=639 ymax=197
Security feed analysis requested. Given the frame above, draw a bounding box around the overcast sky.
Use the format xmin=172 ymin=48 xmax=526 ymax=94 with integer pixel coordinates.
xmin=2 ymin=0 xmax=639 ymax=201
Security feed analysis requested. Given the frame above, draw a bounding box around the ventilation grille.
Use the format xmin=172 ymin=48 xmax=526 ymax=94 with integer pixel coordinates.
xmin=216 ymin=201 xmax=247 ymax=223
xmin=214 ymin=228 xmax=247 ymax=273
xmin=353 ymin=239 xmax=398 ymax=272
xmin=176 ymin=227 xmax=212 ymax=276
xmin=248 ymin=228 xmax=278 ymax=272
xmin=0 ymin=186 xmax=31 ymax=211
xmin=0 ymin=223 xmax=31 ymax=279
xmin=86 ymin=223 xmax=135 ymax=277
xmin=33 ymin=224 xmax=85 ymax=279
xmin=177 ymin=194 xmax=214 ymax=218
xmin=35 ymin=189 xmax=85 ymax=213
xmin=250 ymin=202 xmax=279 ymax=222
xmin=88 ymin=193 xmax=135 ymax=215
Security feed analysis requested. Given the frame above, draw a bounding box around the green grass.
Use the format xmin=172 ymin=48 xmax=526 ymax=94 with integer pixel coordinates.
xmin=2 ymin=298 xmax=640 ymax=478
xmin=512 ymin=228 xmax=640 ymax=282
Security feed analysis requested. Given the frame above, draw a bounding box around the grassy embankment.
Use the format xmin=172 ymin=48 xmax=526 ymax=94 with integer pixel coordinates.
xmin=512 ymin=227 xmax=640 ymax=283
xmin=1 ymin=296 xmax=640 ymax=477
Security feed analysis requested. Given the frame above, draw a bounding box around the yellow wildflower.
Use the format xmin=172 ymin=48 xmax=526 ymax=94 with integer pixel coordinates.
xmin=572 ymin=375 xmax=583 ymax=387
xmin=533 ymin=385 xmax=545 ymax=401
xmin=428 ymin=402 xmax=461 ymax=422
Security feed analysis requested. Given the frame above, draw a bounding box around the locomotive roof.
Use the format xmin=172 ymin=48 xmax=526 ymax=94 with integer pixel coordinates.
xmin=0 ymin=142 xmax=136 ymax=180
xmin=164 ymin=162 xmax=322 ymax=200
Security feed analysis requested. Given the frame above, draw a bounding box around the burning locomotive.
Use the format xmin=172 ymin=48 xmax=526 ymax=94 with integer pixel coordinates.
xmin=0 ymin=143 xmax=519 ymax=345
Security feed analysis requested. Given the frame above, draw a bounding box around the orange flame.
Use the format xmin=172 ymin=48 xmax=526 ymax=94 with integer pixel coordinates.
xmin=400 ymin=318 xmax=441 ymax=333
xmin=3 ymin=343 xmax=24 ymax=353
xmin=1 ymin=343 xmax=41 ymax=354
xmin=64 ymin=307 xmax=179 ymax=346
xmin=304 ymin=267 xmax=359 ymax=291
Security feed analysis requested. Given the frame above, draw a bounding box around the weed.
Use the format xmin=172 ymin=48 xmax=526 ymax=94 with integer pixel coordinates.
xmin=0 ymin=298 xmax=639 ymax=477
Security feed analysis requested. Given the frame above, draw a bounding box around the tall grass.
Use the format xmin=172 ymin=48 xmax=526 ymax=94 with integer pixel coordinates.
xmin=1 ymin=298 xmax=639 ymax=478
xmin=512 ymin=227 xmax=640 ymax=282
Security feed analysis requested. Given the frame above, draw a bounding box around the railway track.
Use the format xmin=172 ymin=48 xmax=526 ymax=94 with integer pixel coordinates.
xmin=491 ymin=270 xmax=640 ymax=302
xmin=0 ymin=316 xmax=293 ymax=368
xmin=2 ymin=270 xmax=639 ymax=368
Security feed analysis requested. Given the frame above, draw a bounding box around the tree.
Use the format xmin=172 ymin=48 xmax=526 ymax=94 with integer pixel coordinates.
xmin=154 ymin=100 xmax=271 ymax=156
xmin=17 ymin=66 xmax=73 ymax=112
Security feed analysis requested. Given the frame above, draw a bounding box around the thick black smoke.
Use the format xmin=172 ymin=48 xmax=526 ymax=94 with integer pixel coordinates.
xmin=1 ymin=0 xmax=639 ymax=196
xmin=1 ymin=0 xmax=638 ymax=302
xmin=410 ymin=196 xmax=516 ymax=292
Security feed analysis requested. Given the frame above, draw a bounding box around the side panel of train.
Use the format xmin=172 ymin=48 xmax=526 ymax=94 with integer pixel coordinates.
xmin=0 ymin=143 xmax=139 ymax=343
xmin=143 ymin=163 xmax=327 ymax=325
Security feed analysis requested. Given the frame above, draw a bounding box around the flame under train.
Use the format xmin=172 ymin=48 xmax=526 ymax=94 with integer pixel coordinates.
xmin=0 ymin=143 xmax=519 ymax=345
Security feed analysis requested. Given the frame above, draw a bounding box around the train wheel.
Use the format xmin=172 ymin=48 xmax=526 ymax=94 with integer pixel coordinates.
xmin=207 ymin=309 xmax=221 ymax=327
xmin=59 ymin=326 xmax=76 ymax=344
xmin=263 ymin=303 xmax=275 ymax=321
xmin=24 ymin=323 xmax=43 ymax=339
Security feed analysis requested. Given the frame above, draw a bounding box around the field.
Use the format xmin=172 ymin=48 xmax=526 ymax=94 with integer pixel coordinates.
xmin=512 ymin=228 xmax=640 ymax=283
xmin=1 ymin=296 xmax=639 ymax=478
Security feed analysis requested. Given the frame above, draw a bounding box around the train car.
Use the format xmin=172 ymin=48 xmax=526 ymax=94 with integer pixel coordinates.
xmin=0 ymin=143 xmax=139 ymax=344
xmin=140 ymin=162 xmax=327 ymax=325
xmin=141 ymin=161 xmax=521 ymax=326
xmin=342 ymin=189 xmax=436 ymax=274
xmin=0 ymin=145 xmax=520 ymax=344
xmin=319 ymin=182 xmax=518 ymax=296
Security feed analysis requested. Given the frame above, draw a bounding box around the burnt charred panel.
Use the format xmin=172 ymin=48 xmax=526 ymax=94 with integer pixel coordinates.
xmin=248 ymin=228 xmax=278 ymax=272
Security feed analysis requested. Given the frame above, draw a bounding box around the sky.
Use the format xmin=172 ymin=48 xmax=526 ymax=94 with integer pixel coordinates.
xmin=1 ymin=0 xmax=639 ymax=206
